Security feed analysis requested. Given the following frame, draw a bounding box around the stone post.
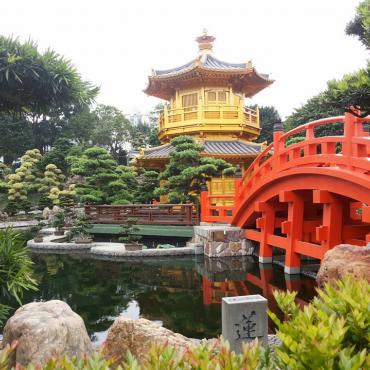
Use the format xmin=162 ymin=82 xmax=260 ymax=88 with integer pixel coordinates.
xmin=222 ymin=295 xmax=268 ymax=352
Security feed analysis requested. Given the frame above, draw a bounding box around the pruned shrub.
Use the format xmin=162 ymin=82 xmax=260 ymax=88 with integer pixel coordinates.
xmin=269 ymin=275 xmax=369 ymax=369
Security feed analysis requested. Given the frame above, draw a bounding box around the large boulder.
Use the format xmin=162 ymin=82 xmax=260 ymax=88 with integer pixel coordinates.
xmin=3 ymin=300 xmax=92 ymax=367
xmin=103 ymin=317 xmax=194 ymax=363
xmin=317 ymin=244 xmax=370 ymax=286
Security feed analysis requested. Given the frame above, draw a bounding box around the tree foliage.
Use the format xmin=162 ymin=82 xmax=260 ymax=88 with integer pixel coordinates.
xmin=0 ymin=36 xmax=98 ymax=116
xmin=346 ymin=0 xmax=370 ymax=49
xmin=0 ymin=228 xmax=37 ymax=324
xmin=284 ymin=94 xmax=343 ymax=135
xmin=70 ymin=147 xmax=137 ymax=204
xmin=0 ymin=114 xmax=34 ymax=165
xmin=37 ymin=164 xmax=66 ymax=206
xmin=254 ymin=106 xmax=281 ymax=144
xmin=154 ymin=136 xmax=234 ymax=203
xmin=321 ymin=64 xmax=370 ymax=118
xmin=38 ymin=138 xmax=73 ymax=174
xmin=90 ymin=105 xmax=131 ymax=163
xmin=6 ymin=149 xmax=42 ymax=213
xmin=270 ymin=275 xmax=369 ymax=369
xmin=134 ymin=170 xmax=160 ymax=204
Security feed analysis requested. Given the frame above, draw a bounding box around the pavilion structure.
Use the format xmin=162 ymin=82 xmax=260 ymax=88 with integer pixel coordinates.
xmin=137 ymin=30 xmax=274 ymax=203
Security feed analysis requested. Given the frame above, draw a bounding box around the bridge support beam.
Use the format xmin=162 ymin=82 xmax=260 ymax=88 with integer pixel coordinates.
xmin=255 ymin=202 xmax=276 ymax=263
xmin=313 ymin=190 xmax=343 ymax=254
xmin=280 ymin=191 xmax=304 ymax=274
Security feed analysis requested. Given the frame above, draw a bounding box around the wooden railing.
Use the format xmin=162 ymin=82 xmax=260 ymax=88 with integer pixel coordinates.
xmin=200 ymin=194 xmax=236 ymax=224
xmin=236 ymin=113 xmax=370 ymax=203
xmin=85 ymin=204 xmax=199 ymax=226
xmin=158 ymin=105 xmax=259 ymax=132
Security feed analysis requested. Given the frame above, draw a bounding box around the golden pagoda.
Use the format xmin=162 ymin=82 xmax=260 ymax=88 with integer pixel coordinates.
xmin=138 ymin=30 xmax=274 ymax=200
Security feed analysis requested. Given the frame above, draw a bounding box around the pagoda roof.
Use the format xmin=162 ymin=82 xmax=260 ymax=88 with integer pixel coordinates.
xmin=154 ymin=54 xmax=252 ymax=76
xmin=139 ymin=140 xmax=262 ymax=159
xmin=144 ymin=53 xmax=273 ymax=100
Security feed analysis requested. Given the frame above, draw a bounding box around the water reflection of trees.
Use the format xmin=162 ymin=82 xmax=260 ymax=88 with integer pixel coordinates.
xmin=25 ymin=254 xmax=223 ymax=339
xmin=19 ymin=253 xmax=317 ymax=341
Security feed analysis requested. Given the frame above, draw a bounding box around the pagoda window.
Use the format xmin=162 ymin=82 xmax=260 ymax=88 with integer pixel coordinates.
xmin=182 ymin=93 xmax=198 ymax=111
xmin=218 ymin=91 xmax=227 ymax=102
xmin=207 ymin=91 xmax=217 ymax=101
xmin=206 ymin=90 xmax=228 ymax=104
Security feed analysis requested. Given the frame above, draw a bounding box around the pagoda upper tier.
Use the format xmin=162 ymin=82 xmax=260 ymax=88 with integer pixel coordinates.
xmin=144 ymin=31 xmax=274 ymax=143
xmin=144 ymin=33 xmax=273 ymax=100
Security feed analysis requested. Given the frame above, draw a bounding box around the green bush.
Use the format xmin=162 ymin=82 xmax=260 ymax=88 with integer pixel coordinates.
xmin=0 ymin=338 xmax=269 ymax=370
xmin=269 ymin=275 xmax=369 ymax=369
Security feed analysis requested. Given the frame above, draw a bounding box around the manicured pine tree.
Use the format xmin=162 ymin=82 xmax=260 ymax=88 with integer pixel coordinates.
xmin=70 ymin=147 xmax=138 ymax=204
xmin=37 ymin=164 xmax=65 ymax=207
xmin=6 ymin=149 xmax=42 ymax=213
xmin=154 ymin=136 xmax=235 ymax=203
xmin=134 ymin=170 xmax=160 ymax=203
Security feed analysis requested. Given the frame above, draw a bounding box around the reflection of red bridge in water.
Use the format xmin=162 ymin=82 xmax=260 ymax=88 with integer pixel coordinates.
xmin=201 ymin=112 xmax=370 ymax=273
xmin=202 ymin=269 xmax=315 ymax=308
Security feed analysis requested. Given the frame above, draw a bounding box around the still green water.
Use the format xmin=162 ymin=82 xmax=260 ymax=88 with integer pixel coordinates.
xmin=9 ymin=252 xmax=317 ymax=344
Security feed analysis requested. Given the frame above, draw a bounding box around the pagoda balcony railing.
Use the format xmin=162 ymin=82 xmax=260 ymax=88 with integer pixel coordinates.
xmin=158 ymin=105 xmax=259 ymax=138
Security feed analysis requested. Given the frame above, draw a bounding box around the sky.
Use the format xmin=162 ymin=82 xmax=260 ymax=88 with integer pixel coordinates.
xmin=1 ymin=0 xmax=368 ymax=119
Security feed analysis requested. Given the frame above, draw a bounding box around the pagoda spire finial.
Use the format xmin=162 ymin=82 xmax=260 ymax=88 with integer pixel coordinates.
xmin=196 ymin=29 xmax=215 ymax=56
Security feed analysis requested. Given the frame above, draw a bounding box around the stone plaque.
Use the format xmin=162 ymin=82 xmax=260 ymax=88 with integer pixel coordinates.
xmin=222 ymin=295 xmax=268 ymax=352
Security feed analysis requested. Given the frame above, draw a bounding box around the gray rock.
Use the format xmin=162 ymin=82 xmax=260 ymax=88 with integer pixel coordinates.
xmin=3 ymin=300 xmax=92 ymax=367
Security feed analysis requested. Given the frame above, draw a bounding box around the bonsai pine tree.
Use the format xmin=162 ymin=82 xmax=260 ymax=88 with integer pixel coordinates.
xmin=6 ymin=149 xmax=42 ymax=213
xmin=119 ymin=217 xmax=142 ymax=244
xmin=108 ymin=165 xmax=138 ymax=204
xmin=154 ymin=136 xmax=235 ymax=203
xmin=68 ymin=213 xmax=93 ymax=241
xmin=37 ymin=164 xmax=65 ymax=207
xmin=70 ymin=147 xmax=119 ymax=204
xmin=70 ymin=147 xmax=137 ymax=204
xmin=134 ymin=170 xmax=159 ymax=203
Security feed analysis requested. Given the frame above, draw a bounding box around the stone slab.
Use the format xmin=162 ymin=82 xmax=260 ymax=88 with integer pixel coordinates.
xmin=222 ymin=295 xmax=268 ymax=352
xmin=91 ymin=245 xmax=195 ymax=258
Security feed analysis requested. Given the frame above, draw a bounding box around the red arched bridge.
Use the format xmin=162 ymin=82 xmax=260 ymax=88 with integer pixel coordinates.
xmin=201 ymin=112 xmax=370 ymax=274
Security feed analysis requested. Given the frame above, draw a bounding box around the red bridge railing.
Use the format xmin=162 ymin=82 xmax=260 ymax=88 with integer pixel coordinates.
xmin=236 ymin=113 xmax=370 ymax=203
xmin=85 ymin=204 xmax=199 ymax=226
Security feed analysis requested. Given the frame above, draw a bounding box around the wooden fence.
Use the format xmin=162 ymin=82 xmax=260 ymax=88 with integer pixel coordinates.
xmin=85 ymin=204 xmax=199 ymax=226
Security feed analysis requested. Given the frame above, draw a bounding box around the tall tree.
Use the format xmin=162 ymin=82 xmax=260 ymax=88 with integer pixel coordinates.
xmin=0 ymin=114 xmax=34 ymax=164
xmin=62 ymin=107 xmax=98 ymax=146
xmin=0 ymin=36 xmax=98 ymax=116
xmin=284 ymin=94 xmax=343 ymax=135
xmin=346 ymin=0 xmax=370 ymax=49
xmin=254 ymin=106 xmax=281 ymax=144
xmin=154 ymin=136 xmax=234 ymax=203
xmin=91 ymin=105 xmax=131 ymax=163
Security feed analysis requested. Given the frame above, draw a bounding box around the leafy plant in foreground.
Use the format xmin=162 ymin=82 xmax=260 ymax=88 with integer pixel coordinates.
xmin=269 ymin=275 xmax=369 ymax=370
xmin=0 ymin=228 xmax=37 ymax=324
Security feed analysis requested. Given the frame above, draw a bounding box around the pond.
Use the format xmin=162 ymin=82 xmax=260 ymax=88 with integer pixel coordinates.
xmin=2 ymin=251 xmax=317 ymax=343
